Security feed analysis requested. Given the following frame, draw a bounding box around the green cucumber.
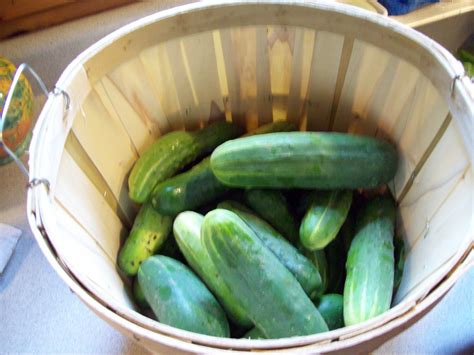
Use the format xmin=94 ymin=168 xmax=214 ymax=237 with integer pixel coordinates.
xmin=203 ymin=209 xmax=328 ymax=338
xmin=315 ymin=294 xmax=344 ymax=330
xmin=151 ymin=157 xmax=230 ymax=216
xmin=243 ymin=189 xmax=299 ymax=244
xmin=243 ymin=327 xmax=265 ymax=339
xmin=218 ymin=201 xmax=324 ymax=299
xmin=243 ymin=121 xmax=297 ymax=136
xmin=129 ymin=121 xmax=241 ymax=203
xmin=138 ymin=255 xmax=230 ymax=337
xmin=118 ymin=203 xmax=172 ymax=276
xmin=300 ymin=190 xmax=352 ymax=250
xmin=302 ymin=248 xmax=329 ymax=295
xmin=133 ymin=277 xmax=149 ymax=309
xmin=173 ymin=211 xmax=252 ymax=328
xmin=211 ymin=132 xmax=398 ymax=189
xmin=393 ymin=234 xmax=405 ymax=295
xmin=343 ymin=195 xmax=396 ymax=326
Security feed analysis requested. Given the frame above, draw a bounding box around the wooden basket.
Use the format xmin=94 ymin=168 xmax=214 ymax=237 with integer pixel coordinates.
xmin=26 ymin=1 xmax=473 ymax=353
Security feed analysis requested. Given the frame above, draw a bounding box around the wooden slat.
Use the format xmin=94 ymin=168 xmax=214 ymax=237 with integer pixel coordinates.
xmin=306 ymin=31 xmax=345 ymax=131
xmin=397 ymin=121 xmax=470 ymax=251
xmin=180 ymin=31 xmax=225 ymax=127
xmin=332 ymin=39 xmax=391 ymax=132
xmin=72 ymin=88 xmax=138 ymax=222
xmin=52 ymin=201 xmax=134 ymax=309
xmin=55 ymin=150 xmax=127 ymax=263
xmin=392 ymin=77 xmax=450 ymax=199
xmin=256 ymin=26 xmax=273 ymax=126
xmin=107 ymin=57 xmax=169 ymax=137
xmin=1 ymin=0 xmax=70 ymax=21
xmin=395 ymin=166 xmax=472 ymax=302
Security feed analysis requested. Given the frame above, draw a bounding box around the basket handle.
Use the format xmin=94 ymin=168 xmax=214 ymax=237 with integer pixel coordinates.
xmin=0 ymin=63 xmax=69 ymax=187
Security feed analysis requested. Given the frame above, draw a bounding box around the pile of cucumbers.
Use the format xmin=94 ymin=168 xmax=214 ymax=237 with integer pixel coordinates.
xmin=118 ymin=120 xmax=405 ymax=339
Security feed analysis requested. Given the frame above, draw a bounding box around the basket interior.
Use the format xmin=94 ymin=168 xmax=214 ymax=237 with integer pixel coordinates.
xmin=36 ymin=2 xmax=472 ymax=349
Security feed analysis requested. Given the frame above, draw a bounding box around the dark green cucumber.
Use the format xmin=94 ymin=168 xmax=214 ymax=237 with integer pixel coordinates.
xmin=243 ymin=121 xmax=297 ymax=136
xmin=129 ymin=121 xmax=242 ymax=203
xmin=133 ymin=277 xmax=149 ymax=309
xmin=203 ymin=209 xmax=328 ymax=338
xmin=173 ymin=211 xmax=252 ymax=328
xmin=218 ymin=201 xmax=324 ymax=299
xmin=393 ymin=234 xmax=405 ymax=295
xmin=316 ymin=294 xmax=344 ymax=330
xmin=302 ymin=247 xmax=329 ymax=295
xmin=243 ymin=189 xmax=299 ymax=244
xmin=138 ymin=255 xmax=230 ymax=337
xmin=243 ymin=327 xmax=265 ymax=339
xmin=211 ymin=132 xmax=398 ymax=189
xmin=118 ymin=203 xmax=172 ymax=276
xmin=151 ymin=157 xmax=230 ymax=216
xmin=344 ymin=195 xmax=396 ymax=326
xmin=300 ymin=190 xmax=352 ymax=250
xmin=159 ymin=232 xmax=186 ymax=263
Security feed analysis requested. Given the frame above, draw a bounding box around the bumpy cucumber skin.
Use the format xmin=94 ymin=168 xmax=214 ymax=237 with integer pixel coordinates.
xmin=151 ymin=157 xmax=229 ymax=216
xmin=173 ymin=211 xmax=252 ymax=328
xmin=343 ymin=195 xmax=396 ymax=326
xmin=316 ymin=294 xmax=344 ymax=330
xmin=138 ymin=255 xmax=230 ymax=337
xmin=300 ymin=190 xmax=353 ymax=250
xmin=211 ymin=132 xmax=398 ymax=189
xmin=203 ymin=209 xmax=328 ymax=338
xmin=244 ymin=189 xmax=299 ymax=244
xmin=118 ymin=203 xmax=172 ymax=276
xmin=243 ymin=121 xmax=297 ymax=137
xmin=218 ymin=200 xmax=324 ymax=299
xmin=133 ymin=277 xmax=149 ymax=309
xmin=129 ymin=121 xmax=241 ymax=203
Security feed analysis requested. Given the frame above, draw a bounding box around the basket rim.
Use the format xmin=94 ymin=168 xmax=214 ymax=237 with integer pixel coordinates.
xmin=27 ymin=0 xmax=474 ymax=351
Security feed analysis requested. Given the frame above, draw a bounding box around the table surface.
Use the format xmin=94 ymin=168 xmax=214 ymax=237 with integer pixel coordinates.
xmin=0 ymin=1 xmax=473 ymax=353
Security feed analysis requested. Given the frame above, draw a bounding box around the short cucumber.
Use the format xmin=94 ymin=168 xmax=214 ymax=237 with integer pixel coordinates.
xmin=211 ymin=132 xmax=398 ymax=189
xmin=173 ymin=211 xmax=252 ymax=328
xmin=300 ymin=190 xmax=352 ymax=250
xmin=118 ymin=203 xmax=172 ymax=276
xmin=243 ymin=189 xmax=299 ymax=244
xmin=133 ymin=277 xmax=149 ymax=309
xmin=243 ymin=327 xmax=265 ymax=339
xmin=218 ymin=201 xmax=324 ymax=299
xmin=151 ymin=157 xmax=230 ymax=216
xmin=202 ymin=209 xmax=328 ymax=338
xmin=343 ymin=195 xmax=396 ymax=326
xmin=129 ymin=121 xmax=241 ymax=203
xmin=138 ymin=255 xmax=230 ymax=337
xmin=315 ymin=294 xmax=344 ymax=330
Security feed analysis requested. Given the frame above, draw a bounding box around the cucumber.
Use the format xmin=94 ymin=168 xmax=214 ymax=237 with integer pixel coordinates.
xmin=315 ymin=294 xmax=344 ymax=330
xmin=243 ymin=121 xmax=297 ymax=136
xmin=129 ymin=121 xmax=241 ymax=203
xmin=118 ymin=203 xmax=172 ymax=276
xmin=243 ymin=189 xmax=299 ymax=244
xmin=159 ymin=232 xmax=186 ymax=263
xmin=138 ymin=255 xmax=230 ymax=337
xmin=302 ymin=247 xmax=329 ymax=295
xmin=211 ymin=132 xmax=398 ymax=189
xmin=173 ymin=211 xmax=252 ymax=328
xmin=393 ymin=234 xmax=405 ymax=295
xmin=300 ymin=190 xmax=352 ymax=250
xmin=343 ymin=195 xmax=396 ymax=326
xmin=203 ymin=209 xmax=328 ymax=338
xmin=243 ymin=327 xmax=265 ymax=339
xmin=151 ymin=157 xmax=230 ymax=216
xmin=133 ymin=277 xmax=149 ymax=309
xmin=218 ymin=201 xmax=324 ymax=299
